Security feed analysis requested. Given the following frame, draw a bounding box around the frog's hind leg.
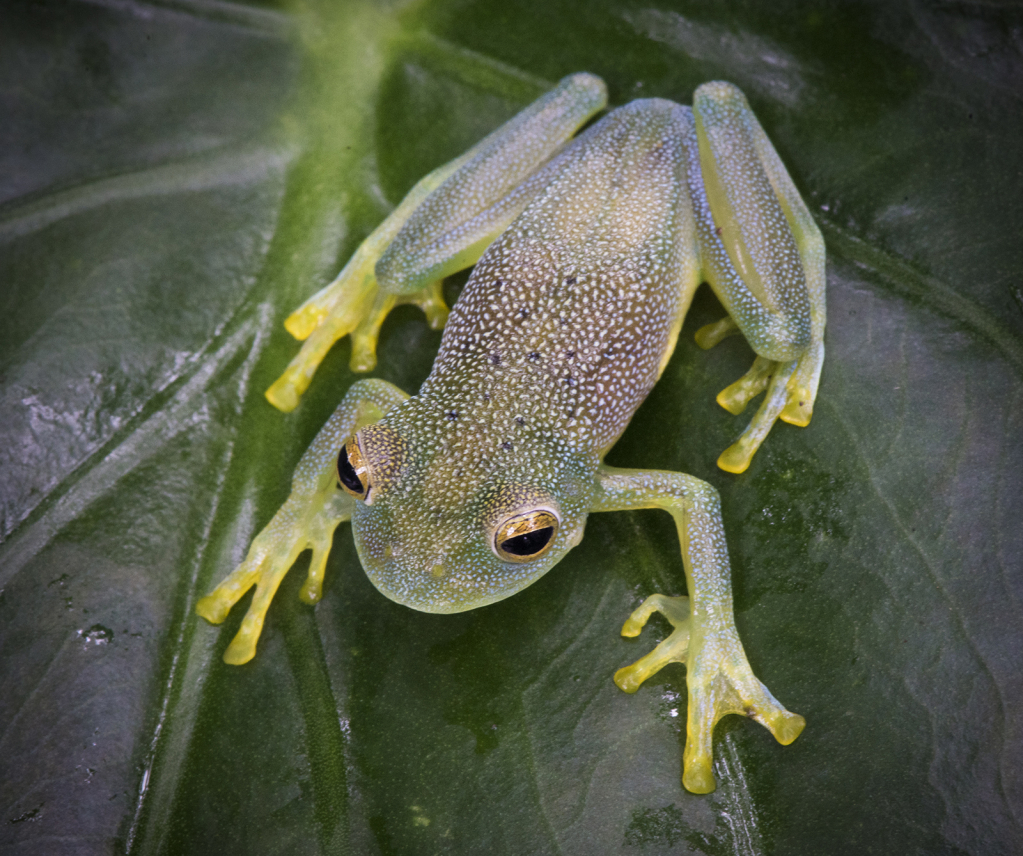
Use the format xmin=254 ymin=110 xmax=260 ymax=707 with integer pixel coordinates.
xmin=266 ymin=72 xmax=607 ymax=412
xmin=687 ymin=81 xmax=826 ymax=473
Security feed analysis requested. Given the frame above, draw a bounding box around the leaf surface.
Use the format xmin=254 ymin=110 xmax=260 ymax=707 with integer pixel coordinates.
xmin=1 ymin=1 xmax=1021 ymax=854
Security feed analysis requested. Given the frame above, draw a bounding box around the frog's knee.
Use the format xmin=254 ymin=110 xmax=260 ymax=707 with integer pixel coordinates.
xmin=751 ymin=313 xmax=812 ymax=362
xmin=682 ymin=756 xmax=716 ymax=794
xmin=693 ymin=80 xmax=743 ymax=107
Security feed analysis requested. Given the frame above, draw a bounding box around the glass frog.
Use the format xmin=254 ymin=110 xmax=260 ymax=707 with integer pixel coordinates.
xmin=196 ymin=73 xmax=825 ymax=794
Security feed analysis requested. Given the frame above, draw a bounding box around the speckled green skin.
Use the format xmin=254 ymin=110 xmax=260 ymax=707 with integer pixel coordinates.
xmin=197 ymin=74 xmax=824 ymax=793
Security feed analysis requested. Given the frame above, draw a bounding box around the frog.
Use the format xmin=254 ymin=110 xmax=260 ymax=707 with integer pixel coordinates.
xmin=196 ymin=72 xmax=825 ymax=794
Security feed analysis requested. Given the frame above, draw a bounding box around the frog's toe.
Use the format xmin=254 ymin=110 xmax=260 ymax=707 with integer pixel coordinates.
xmin=223 ymin=610 xmax=264 ymax=665
xmin=298 ymin=533 xmax=334 ymax=605
xmin=348 ymin=279 xmax=450 ymax=372
xmin=779 ymin=339 xmax=824 ymax=428
xmin=695 ymin=316 xmax=739 ymax=350
xmin=680 ymin=715 xmax=723 ymax=794
xmin=779 ymin=387 xmax=813 ymax=427
xmin=716 ymin=334 xmax=824 ymax=471
xmin=717 ymin=366 xmax=792 ymax=473
xmin=682 ymin=758 xmax=716 ymax=794
xmin=196 ymin=577 xmax=250 ymax=625
xmin=715 ymin=356 xmax=777 ymax=416
xmin=412 ymin=280 xmax=449 ymax=330
xmin=195 ymin=557 xmax=279 ymax=665
xmin=716 ymin=359 xmax=802 ymax=474
xmin=765 ymin=706 xmax=807 ymax=745
xmin=284 ymin=301 xmax=330 ymax=342
xmin=199 ymin=538 xmax=300 ymax=664
xmin=347 ymin=291 xmax=395 ymax=373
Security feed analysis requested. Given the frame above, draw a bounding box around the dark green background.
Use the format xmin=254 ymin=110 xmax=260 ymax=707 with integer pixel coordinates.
xmin=1 ymin=1 xmax=1021 ymax=853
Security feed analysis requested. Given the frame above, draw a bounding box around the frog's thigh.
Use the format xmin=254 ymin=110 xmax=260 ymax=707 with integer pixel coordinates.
xmin=687 ymin=82 xmax=826 ymax=471
xmin=595 ymin=465 xmax=804 ymax=793
xmin=691 ymin=82 xmax=813 ymax=358
xmin=746 ymin=103 xmax=826 ymax=430
xmin=197 ymin=379 xmax=409 ymax=664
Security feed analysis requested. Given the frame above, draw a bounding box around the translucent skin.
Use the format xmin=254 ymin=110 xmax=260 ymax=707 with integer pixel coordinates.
xmin=197 ymin=74 xmax=824 ymax=793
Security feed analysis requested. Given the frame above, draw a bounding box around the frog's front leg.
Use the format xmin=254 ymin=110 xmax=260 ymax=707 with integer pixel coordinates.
xmin=265 ymin=72 xmax=607 ymax=411
xmin=196 ymin=379 xmax=408 ymax=663
xmin=595 ymin=465 xmax=805 ymax=794
xmin=689 ymin=82 xmax=827 ymax=473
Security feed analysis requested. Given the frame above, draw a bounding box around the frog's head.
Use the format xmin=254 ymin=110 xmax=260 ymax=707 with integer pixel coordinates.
xmin=336 ymin=419 xmax=589 ymax=613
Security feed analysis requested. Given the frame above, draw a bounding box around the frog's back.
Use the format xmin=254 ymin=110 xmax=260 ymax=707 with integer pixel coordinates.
xmin=420 ymin=99 xmax=700 ymax=457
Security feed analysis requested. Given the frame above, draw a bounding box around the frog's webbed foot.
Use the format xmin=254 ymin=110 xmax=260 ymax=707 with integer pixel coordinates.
xmin=614 ymin=593 xmax=805 ymax=794
xmin=701 ymin=340 xmax=824 ymax=474
xmin=196 ymin=486 xmax=350 ymax=664
xmin=266 ymin=266 xmax=449 ymax=413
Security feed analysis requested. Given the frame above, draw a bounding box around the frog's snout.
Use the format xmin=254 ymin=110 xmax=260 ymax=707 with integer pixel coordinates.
xmin=359 ymin=546 xmax=486 ymax=614
xmin=354 ymin=519 xmax=561 ymax=615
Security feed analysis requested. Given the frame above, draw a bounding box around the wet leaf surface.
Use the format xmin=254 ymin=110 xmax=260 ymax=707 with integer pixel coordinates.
xmin=1 ymin=1 xmax=1021 ymax=854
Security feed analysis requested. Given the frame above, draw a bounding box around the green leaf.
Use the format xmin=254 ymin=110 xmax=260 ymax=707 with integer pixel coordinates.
xmin=2 ymin=1 xmax=1021 ymax=854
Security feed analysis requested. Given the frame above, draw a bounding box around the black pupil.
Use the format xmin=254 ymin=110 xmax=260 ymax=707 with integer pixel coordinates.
xmin=501 ymin=527 xmax=554 ymax=557
xmin=337 ymin=446 xmax=363 ymax=493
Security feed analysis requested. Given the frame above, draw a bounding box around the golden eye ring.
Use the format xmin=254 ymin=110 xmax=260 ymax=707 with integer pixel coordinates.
xmin=337 ymin=435 xmax=370 ymax=500
xmin=494 ymin=509 xmax=559 ymax=562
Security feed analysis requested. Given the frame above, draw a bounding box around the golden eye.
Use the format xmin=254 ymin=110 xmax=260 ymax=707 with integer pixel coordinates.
xmin=337 ymin=435 xmax=370 ymax=500
xmin=494 ymin=509 xmax=559 ymax=562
